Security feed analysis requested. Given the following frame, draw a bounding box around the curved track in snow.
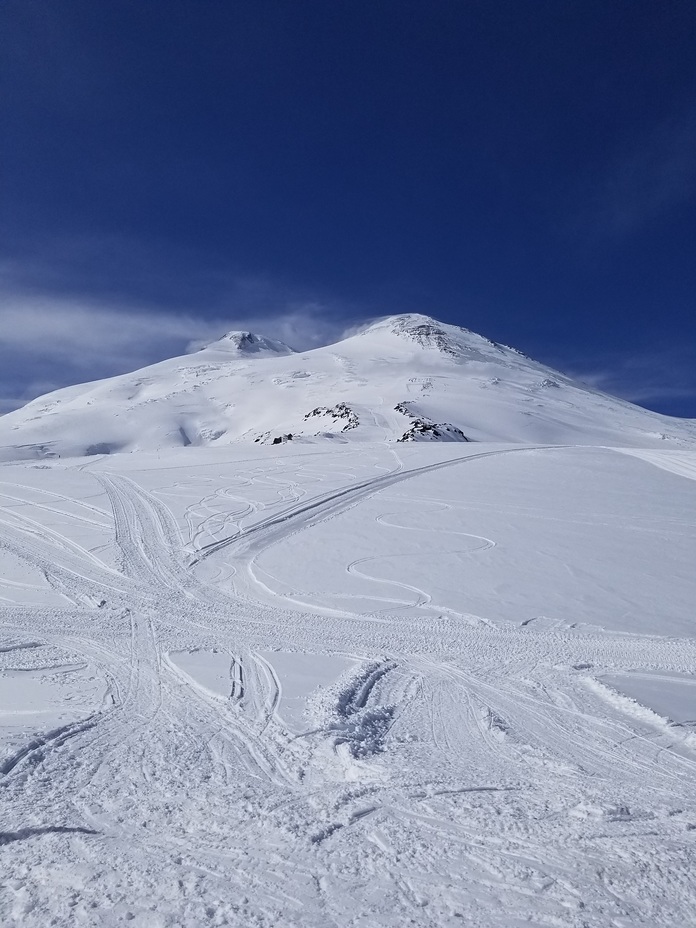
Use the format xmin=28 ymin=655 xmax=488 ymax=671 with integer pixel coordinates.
xmin=0 ymin=445 xmax=696 ymax=926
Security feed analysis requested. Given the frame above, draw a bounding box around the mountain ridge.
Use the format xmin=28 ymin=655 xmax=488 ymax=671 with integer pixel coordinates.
xmin=0 ymin=314 xmax=693 ymax=460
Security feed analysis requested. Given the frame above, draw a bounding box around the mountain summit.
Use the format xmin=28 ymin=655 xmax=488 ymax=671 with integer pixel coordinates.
xmin=354 ymin=313 xmax=529 ymax=363
xmin=0 ymin=314 xmax=693 ymax=460
xmin=202 ymin=331 xmax=295 ymax=356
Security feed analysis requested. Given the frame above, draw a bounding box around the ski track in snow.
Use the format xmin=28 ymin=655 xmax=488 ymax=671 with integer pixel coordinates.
xmin=0 ymin=445 xmax=696 ymax=926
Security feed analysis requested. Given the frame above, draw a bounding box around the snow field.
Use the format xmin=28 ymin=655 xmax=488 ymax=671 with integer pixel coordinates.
xmin=0 ymin=443 xmax=695 ymax=925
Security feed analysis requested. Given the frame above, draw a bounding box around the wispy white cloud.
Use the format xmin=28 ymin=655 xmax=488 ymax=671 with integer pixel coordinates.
xmin=0 ymin=284 xmax=354 ymax=412
xmin=566 ymin=345 xmax=696 ymax=415
xmin=2 ymin=298 xmax=218 ymax=370
xmin=0 ymin=295 xmax=345 ymax=364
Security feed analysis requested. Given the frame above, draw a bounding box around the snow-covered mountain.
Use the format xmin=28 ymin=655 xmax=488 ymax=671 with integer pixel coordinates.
xmin=1 ymin=313 xmax=694 ymax=460
xmin=2 ymin=321 xmax=696 ymax=923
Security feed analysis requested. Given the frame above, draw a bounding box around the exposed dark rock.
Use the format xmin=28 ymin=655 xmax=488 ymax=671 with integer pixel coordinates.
xmin=304 ymin=403 xmax=359 ymax=431
xmin=394 ymin=401 xmax=468 ymax=442
xmin=391 ymin=320 xmax=459 ymax=356
xmin=397 ymin=419 xmax=468 ymax=443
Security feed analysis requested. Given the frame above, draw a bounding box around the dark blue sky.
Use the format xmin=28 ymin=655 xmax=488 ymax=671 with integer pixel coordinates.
xmin=2 ymin=0 xmax=695 ymax=415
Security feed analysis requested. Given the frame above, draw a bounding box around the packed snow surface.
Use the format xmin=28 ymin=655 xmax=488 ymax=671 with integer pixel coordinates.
xmin=1 ymin=440 xmax=696 ymax=926
xmin=1 ymin=314 xmax=695 ymax=460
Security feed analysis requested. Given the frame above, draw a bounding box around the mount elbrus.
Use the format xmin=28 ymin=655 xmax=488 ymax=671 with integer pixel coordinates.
xmin=1 ymin=314 xmax=693 ymax=460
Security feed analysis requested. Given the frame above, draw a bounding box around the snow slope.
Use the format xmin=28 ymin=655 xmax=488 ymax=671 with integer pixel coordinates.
xmin=2 ymin=316 xmax=696 ymax=924
xmin=1 ymin=442 xmax=696 ymax=926
xmin=1 ymin=314 xmax=694 ymax=461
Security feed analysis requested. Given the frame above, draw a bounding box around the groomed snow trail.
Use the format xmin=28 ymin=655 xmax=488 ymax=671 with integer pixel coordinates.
xmin=1 ymin=445 xmax=696 ymax=926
